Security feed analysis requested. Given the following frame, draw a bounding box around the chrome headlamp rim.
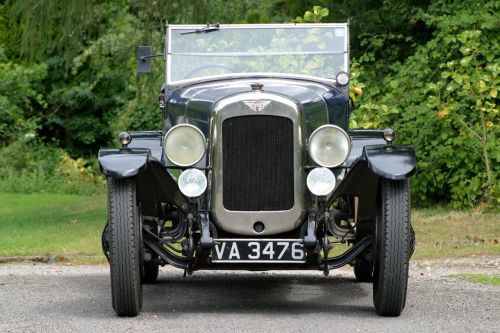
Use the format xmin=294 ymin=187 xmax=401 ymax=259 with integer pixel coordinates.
xmin=118 ymin=131 xmax=132 ymax=146
xmin=307 ymin=167 xmax=337 ymax=196
xmin=178 ymin=168 xmax=208 ymax=198
xmin=163 ymin=124 xmax=206 ymax=167
xmin=308 ymin=124 xmax=352 ymax=168
xmin=335 ymin=71 xmax=350 ymax=86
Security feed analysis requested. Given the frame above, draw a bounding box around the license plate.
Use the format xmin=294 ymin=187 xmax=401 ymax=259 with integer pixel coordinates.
xmin=211 ymin=239 xmax=306 ymax=263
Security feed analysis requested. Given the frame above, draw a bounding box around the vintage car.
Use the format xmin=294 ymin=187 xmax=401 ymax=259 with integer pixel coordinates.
xmin=99 ymin=23 xmax=416 ymax=317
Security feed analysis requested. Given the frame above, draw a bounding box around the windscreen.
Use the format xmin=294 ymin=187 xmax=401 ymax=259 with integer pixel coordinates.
xmin=168 ymin=24 xmax=348 ymax=83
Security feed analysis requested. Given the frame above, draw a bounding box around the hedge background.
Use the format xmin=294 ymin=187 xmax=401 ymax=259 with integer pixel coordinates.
xmin=0 ymin=0 xmax=497 ymax=208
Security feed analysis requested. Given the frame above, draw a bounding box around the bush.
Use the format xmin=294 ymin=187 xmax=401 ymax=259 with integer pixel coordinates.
xmin=0 ymin=46 xmax=47 ymax=146
xmin=0 ymin=137 xmax=104 ymax=195
xmin=351 ymin=1 xmax=499 ymax=208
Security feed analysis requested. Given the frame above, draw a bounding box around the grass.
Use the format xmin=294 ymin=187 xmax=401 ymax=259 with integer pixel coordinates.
xmin=412 ymin=208 xmax=499 ymax=258
xmin=448 ymin=274 xmax=500 ymax=286
xmin=0 ymin=193 xmax=107 ymax=262
xmin=0 ymin=192 xmax=498 ymax=263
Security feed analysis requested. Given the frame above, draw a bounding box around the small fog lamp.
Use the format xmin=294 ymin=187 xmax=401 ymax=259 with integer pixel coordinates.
xmin=178 ymin=168 xmax=207 ymax=198
xmin=307 ymin=167 xmax=336 ymax=196
xmin=119 ymin=132 xmax=132 ymax=147
xmin=383 ymin=128 xmax=397 ymax=143
xmin=336 ymin=71 xmax=350 ymax=86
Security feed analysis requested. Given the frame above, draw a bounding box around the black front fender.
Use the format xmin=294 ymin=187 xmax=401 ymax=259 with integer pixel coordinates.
xmin=364 ymin=144 xmax=416 ymax=180
xmin=324 ymin=144 xmax=416 ymax=218
xmin=98 ymin=148 xmax=150 ymax=178
xmin=98 ymin=148 xmax=190 ymax=214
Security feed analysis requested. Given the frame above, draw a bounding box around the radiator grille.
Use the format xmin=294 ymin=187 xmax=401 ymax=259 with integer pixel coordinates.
xmin=222 ymin=115 xmax=294 ymax=211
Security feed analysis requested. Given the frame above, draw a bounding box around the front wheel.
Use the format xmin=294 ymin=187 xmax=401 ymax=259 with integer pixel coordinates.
xmin=108 ymin=177 xmax=143 ymax=316
xmin=373 ymin=179 xmax=412 ymax=316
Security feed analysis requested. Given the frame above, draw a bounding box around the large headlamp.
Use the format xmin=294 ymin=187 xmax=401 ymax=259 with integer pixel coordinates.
xmin=308 ymin=125 xmax=351 ymax=167
xmin=163 ymin=124 xmax=206 ymax=167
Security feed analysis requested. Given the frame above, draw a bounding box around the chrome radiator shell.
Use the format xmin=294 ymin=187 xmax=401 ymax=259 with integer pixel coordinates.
xmin=209 ymin=92 xmax=306 ymax=235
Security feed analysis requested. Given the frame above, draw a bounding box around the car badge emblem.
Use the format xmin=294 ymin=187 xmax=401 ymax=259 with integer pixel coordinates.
xmin=243 ymin=100 xmax=271 ymax=112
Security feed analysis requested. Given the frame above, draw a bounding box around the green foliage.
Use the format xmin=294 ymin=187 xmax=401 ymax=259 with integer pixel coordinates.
xmin=351 ymin=0 xmax=499 ymax=208
xmin=293 ymin=5 xmax=329 ymax=23
xmin=0 ymin=0 xmax=497 ymax=209
xmin=7 ymin=0 xmax=97 ymax=65
xmin=0 ymin=47 xmax=47 ymax=145
xmin=0 ymin=0 xmax=334 ymax=154
xmin=0 ymin=138 xmax=104 ymax=195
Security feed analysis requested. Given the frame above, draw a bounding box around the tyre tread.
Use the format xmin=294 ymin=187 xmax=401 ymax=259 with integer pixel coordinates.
xmin=374 ymin=179 xmax=411 ymax=316
xmin=108 ymin=178 xmax=142 ymax=316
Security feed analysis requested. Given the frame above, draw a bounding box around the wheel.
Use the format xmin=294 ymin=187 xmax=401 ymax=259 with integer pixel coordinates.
xmin=108 ymin=177 xmax=143 ymax=316
xmin=354 ymin=258 xmax=373 ymax=282
xmin=142 ymin=255 xmax=159 ymax=284
xmin=101 ymin=222 xmax=110 ymax=262
xmin=373 ymin=179 xmax=411 ymax=316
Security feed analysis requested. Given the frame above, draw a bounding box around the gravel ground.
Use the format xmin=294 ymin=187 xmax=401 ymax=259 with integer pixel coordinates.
xmin=0 ymin=257 xmax=498 ymax=333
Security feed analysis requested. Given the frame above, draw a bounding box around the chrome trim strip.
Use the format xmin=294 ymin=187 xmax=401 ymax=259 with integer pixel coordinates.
xmin=169 ymin=23 xmax=348 ymax=29
xmin=167 ymin=72 xmax=337 ymax=88
xmin=166 ymin=25 xmax=172 ymax=83
xmin=174 ymin=77 xmax=339 ymax=99
xmin=173 ymin=51 xmax=345 ymax=56
xmin=210 ymin=92 xmax=306 ymax=235
xmin=213 ymin=238 xmax=303 ymax=242
xmin=212 ymin=260 xmax=306 ymax=264
xmin=346 ymin=23 xmax=350 ymax=73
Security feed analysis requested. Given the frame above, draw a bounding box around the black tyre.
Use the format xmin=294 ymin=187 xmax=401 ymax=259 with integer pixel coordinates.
xmin=373 ymin=179 xmax=411 ymax=316
xmin=142 ymin=256 xmax=159 ymax=284
xmin=354 ymin=258 xmax=373 ymax=282
xmin=108 ymin=177 xmax=143 ymax=317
